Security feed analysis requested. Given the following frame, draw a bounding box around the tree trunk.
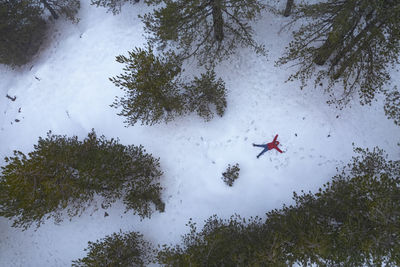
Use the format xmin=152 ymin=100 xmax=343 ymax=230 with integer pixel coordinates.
xmin=331 ymin=18 xmax=380 ymax=71
xmin=283 ymin=0 xmax=294 ymax=17
xmin=40 ymin=0 xmax=59 ymax=20
xmin=314 ymin=10 xmax=370 ymax=66
xmin=313 ymin=37 xmax=335 ymax=66
xmin=211 ymin=0 xmax=224 ymax=42
xmin=332 ymin=21 xmax=381 ymax=80
xmin=314 ymin=20 xmax=356 ymax=66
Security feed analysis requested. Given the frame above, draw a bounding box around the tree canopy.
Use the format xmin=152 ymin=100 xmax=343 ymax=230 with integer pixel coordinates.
xmin=72 ymin=231 xmax=154 ymax=267
xmin=0 ymin=130 xmax=164 ymax=229
xmin=0 ymin=0 xmax=80 ymax=67
xmin=90 ymin=0 xmax=139 ymax=14
xmin=277 ymin=0 xmax=400 ymax=111
xmin=111 ymin=46 xmax=227 ymax=126
xmin=142 ymin=0 xmax=267 ymax=67
xmin=33 ymin=0 xmax=80 ymax=22
xmin=0 ymin=0 xmax=47 ymax=66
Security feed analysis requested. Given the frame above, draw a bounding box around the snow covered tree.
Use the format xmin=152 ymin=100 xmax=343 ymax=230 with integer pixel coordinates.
xmin=0 ymin=0 xmax=47 ymax=66
xmin=0 ymin=130 xmax=164 ymax=230
xmin=277 ymin=0 xmax=400 ymax=110
xmin=142 ymin=0 xmax=266 ymax=67
xmin=111 ymin=46 xmax=227 ymax=125
xmin=72 ymin=231 xmax=154 ymax=267
xmin=33 ymin=0 xmax=80 ymax=22
xmin=90 ymin=0 xmax=139 ymax=15
xmin=184 ymin=69 xmax=227 ymax=121
xmin=111 ymin=46 xmax=187 ymax=126
xmin=157 ymin=147 xmax=400 ymax=266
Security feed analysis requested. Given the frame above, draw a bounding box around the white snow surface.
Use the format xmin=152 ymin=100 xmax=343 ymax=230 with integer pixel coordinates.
xmin=0 ymin=2 xmax=399 ymax=266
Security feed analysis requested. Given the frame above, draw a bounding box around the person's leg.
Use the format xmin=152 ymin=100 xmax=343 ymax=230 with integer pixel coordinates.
xmin=253 ymin=144 xmax=266 ymax=147
xmin=257 ymin=147 xmax=269 ymax=158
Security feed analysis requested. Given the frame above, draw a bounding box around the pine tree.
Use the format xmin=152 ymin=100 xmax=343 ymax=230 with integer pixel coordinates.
xmin=184 ymin=69 xmax=227 ymax=121
xmin=90 ymin=0 xmax=139 ymax=15
xmin=266 ymin=147 xmax=400 ymax=266
xmin=0 ymin=0 xmax=47 ymax=66
xmin=157 ymin=147 xmax=400 ymax=266
xmin=142 ymin=0 xmax=267 ymax=67
xmin=33 ymin=0 xmax=80 ymax=22
xmin=111 ymin=46 xmax=227 ymax=125
xmin=72 ymin=231 xmax=154 ymax=267
xmin=110 ymin=45 xmax=187 ymax=126
xmin=277 ymin=0 xmax=400 ymax=110
xmin=157 ymin=215 xmax=272 ymax=266
xmin=0 ymin=130 xmax=164 ymax=230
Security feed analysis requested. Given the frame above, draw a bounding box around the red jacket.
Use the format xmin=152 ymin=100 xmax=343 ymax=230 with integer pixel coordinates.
xmin=267 ymin=134 xmax=283 ymax=153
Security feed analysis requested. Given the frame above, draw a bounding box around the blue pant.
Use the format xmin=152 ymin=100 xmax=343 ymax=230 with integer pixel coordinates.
xmin=253 ymin=144 xmax=268 ymax=158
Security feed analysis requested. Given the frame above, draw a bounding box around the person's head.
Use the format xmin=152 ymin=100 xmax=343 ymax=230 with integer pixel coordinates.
xmin=275 ymin=141 xmax=280 ymax=145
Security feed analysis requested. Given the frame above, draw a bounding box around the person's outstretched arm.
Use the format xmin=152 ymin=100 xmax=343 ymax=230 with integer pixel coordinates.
xmin=273 ymin=134 xmax=278 ymax=142
xmin=275 ymin=146 xmax=283 ymax=153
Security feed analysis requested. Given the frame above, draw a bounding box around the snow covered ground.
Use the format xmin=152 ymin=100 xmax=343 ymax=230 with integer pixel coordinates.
xmin=1 ymin=2 xmax=399 ymax=266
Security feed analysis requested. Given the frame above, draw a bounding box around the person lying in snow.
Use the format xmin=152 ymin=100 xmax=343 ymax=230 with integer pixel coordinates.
xmin=253 ymin=134 xmax=283 ymax=158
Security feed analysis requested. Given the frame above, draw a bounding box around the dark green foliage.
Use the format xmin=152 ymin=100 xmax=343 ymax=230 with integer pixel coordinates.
xmin=33 ymin=0 xmax=80 ymax=22
xmin=142 ymin=0 xmax=266 ymax=67
xmin=157 ymin=147 xmax=400 ymax=266
xmin=277 ymin=0 xmax=400 ymax=109
xmin=157 ymin=215 xmax=270 ymax=266
xmin=267 ymin=147 xmax=400 ymax=266
xmin=0 ymin=130 xmax=164 ymax=230
xmin=72 ymin=231 xmax=154 ymax=267
xmin=221 ymin=163 xmax=240 ymax=186
xmin=111 ymin=46 xmax=186 ymax=126
xmin=384 ymin=88 xmax=400 ymax=126
xmin=0 ymin=0 xmax=47 ymax=66
xmin=111 ymin=46 xmax=227 ymax=125
xmin=90 ymin=0 xmax=139 ymax=15
xmin=0 ymin=0 xmax=80 ymax=66
xmin=184 ymin=69 xmax=227 ymax=121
